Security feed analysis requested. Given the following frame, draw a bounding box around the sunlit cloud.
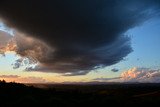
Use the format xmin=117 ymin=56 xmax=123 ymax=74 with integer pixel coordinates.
xmin=93 ymin=67 xmax=160 ymax=83
xmin=0 ymin=31 xmax=13 ymax=55
xmin=16 ymin=76 xmax=46 ymax=83
xmin=0 ymin=75 xmax=20 ymax=78
xmin=0 ymin=22 xmax=54 ymax=72
xmin=0 ymin=74 xmax=47 ymax=83
xmin=121 ymin=67 xmax=160 ymax=83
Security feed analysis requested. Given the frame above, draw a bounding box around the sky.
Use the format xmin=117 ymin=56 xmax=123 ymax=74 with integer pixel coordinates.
xmin=0 ymin=0 xmax=160 ymax=83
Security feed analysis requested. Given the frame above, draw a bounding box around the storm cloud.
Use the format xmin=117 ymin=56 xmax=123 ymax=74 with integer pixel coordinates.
xmin=0 ymin=0 xmax=160 ymax=75
xmin=111 ymin=68 xmax=119 ymax=72
xmin=0 ymin=31 xmax=14 ymax=56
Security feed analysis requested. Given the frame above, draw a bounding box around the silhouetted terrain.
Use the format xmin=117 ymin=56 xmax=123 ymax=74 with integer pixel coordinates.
xmin=1 ymin=80 xmax=160 ymax=106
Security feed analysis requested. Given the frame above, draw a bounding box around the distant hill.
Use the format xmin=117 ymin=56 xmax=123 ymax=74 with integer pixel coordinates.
xmin=1 ymin=80 xmax=160 ymax=106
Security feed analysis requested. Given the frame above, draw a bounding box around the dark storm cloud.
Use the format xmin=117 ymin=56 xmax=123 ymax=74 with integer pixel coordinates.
xmin=12 ymin=58 xmax=23 ymax=69
xmin=111 ymin=68 xmax=119 ymax=72
xmin=0 ymin=0 xmax=160 ymax=75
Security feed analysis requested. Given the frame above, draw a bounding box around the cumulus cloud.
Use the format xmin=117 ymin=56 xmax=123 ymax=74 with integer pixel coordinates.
xmin=0 ymin=0 xmax=160 ymax=75
xmin=0 ymin=29 xmax=54 ymax=70
xmin=121 ymin=67 xmax=160 ymax=83
xmin=10 ymin=32 xmax=54 ymax=70
xmin=92 ymin=67 xmax=160 ymax=83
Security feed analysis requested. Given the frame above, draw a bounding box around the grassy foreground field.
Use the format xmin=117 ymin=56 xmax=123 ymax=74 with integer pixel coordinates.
xmin=0 ymin=81 xmax=160 ymax=106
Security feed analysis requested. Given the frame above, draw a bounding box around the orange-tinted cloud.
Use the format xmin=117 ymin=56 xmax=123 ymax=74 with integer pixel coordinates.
xmin=0 ymin=75 xmax=20 ymax=78
xmin=92 ymin=67 xmax=160 ymax=83
xmin=16 ymin=76 xmax=46 ymax=83
xmin=0 ymin=31 xmax=15 ymax=55
xmin=121 ymin=67 xmax=160 ymax=83
xmin=0 ymin=74 xmax=46 ymax=83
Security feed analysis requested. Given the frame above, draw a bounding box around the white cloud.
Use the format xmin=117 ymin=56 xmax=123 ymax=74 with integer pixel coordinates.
xmin=92 ymin=67 xmax=160 ymax=83
xmin=121 ymin=67 xmax=160 ymax=83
